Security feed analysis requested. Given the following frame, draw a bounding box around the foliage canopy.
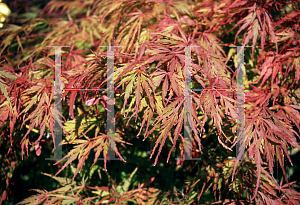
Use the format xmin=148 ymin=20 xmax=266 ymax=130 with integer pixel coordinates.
xmin=1 ymin=0 xmax=300 ymax=204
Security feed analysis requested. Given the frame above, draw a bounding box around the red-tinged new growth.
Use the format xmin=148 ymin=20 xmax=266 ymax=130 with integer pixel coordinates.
xmin=1 ymin=0 xmax=300 ymax=204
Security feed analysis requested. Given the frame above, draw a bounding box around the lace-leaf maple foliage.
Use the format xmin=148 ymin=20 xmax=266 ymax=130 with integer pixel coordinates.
xmin=0 ymin=0 xmax=300 ymax=204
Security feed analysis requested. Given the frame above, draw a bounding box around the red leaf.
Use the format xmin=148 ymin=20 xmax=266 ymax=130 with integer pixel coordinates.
xmin=69 ymin=91 xmax=78 ymax=120
xmin=85 ymin=97 xmax=100 ymax=107
xmin=138 ymin=43 xmax=146 ymax=61
xmin=162 ymin=76 xmax=168 ymax=106
xmin=260 ymin=68 xmax=272 ymax=87
xmin=34 ymin=143 xmax=42 ymax=156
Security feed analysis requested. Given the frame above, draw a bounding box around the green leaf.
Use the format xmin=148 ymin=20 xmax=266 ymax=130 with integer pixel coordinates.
xmin=0 ymin=80 xmax=12 ymax=110
xmin=41 ymin=173 xmax=76 ymax=186
xmin=122 ymin=167 xmax=138 ymax=193
xmin=295 ymin=88 xmax=300 ymax=99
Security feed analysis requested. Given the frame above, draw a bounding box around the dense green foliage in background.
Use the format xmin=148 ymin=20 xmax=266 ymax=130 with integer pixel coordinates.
xmin=1 ymin=0 xmax=300 ymax=204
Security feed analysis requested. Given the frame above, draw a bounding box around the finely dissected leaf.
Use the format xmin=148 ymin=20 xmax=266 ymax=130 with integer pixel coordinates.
xmin=0 ymin=79 xmax=12 ymax=110
xmin=122 ymin=167 xmax=138 ymax=193
xmin=140 ymin=73 xmax=155 ymax=110
xmin=41 ymin=173 xmax=76 ymax=186
xmin=2 ymin=0 xmax=300 ymax=204
xmin=123 ymin=74 xmax=136 ymax=117
xmin=69 ymin=91 xmax=78 ymax=120
xmin=162 ymin=75 xmax=169 ymax=106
